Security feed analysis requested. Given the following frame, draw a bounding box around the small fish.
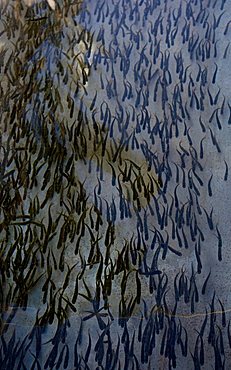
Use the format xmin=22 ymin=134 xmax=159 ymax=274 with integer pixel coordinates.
xmin=55 ymin=344 xmax=67 ymax=369
xmin=208 ymin=174 xmax=213 ymax=197
xmin=90 ymin=91 xmax=97 ymax=111
xmin=214 ymin=109 xmax=222 ymax=130
xmin=199 ymin=309 xmax=208 ymax=338
xmin=202 ymin=206 xmax=214 ymax=230
xmin=61 ymin=295 xmax=77 ymax=313
xmin=208 ymin=127 xmax=221 ymax=152
xmin=207 ymin=87 xmax=214 ymax=106
xmin=107 ymin=161 xmax=116 ymax=186
xmin=228 ymin=103 xmax=231 ymax=125
xmin=160 ymin=326 xmax=167 ymax=356
xmin=175 ymin=225 xmax=183 ymax=248
xmin=135 ymin=271 xmax=142 ymax=304
xmin=110 ymin=335 xmax=120 ymax=369
xmin=179 ymin=141 xmax=190 ymax=156
xmin=215 ymin=224 xmax=223 ymax=261
xmin=223 ymin=42 xmax=230 ymax=59
xmin=173 ymin=162 xmax=180 ymax=183
xmin=61 ymin=344 xmax=68 ymax=369
xmin=181 ymin=227 xmax=189 ymax=249
xmin=214 ymin=88 xmax=221 ymax=106
xmin=218 ymin=299 xmax=226 ymax=328
xmin=128 ymin=330 xmax=136 ymax=362
xmin=30 ymin=351 xmax=42 ymax=370
xmin=213 ymin=9 xmax=226 ymax=29
xmin=195 ymin=243 xmax=202 ymax=274
xmin=62 ymin=263 xmax=77 ymax=292
xmin=220 ymin=95 xmax=226 ymax=116
xmin=138 ymin=314 xmax=144 ymax=343
xmin=192 ymin=168 xmax=203 ymax=187
xmin=201 ymin=269 xmax=211 ymax=295
xmin=199 ymin=116 xmax=206 ymax=132
xmin=223 ymin=160 xmax=229 ymax=181
xmin=199 ymin=136 xmax=205 ymax=159
xmin=85 ymin=332 xmax=92 ymax=364
xmin=99 ymin=72 xmax=105 ymax=89
xmin=177 ymin=149 xmax=186 ymax=168
xmin=228 ymin=321 xmax=231 ymax=348
xmin=217 ymin=325 xmax=225 ymax=356
xmin=174 ymin=272 xmax=180 ymax=301
xmin=224 ymin=20 xmax=231 ymax=35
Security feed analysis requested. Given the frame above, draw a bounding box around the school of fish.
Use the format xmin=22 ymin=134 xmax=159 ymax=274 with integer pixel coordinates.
xmin=0 ymin=0 xmax=231 ymax=368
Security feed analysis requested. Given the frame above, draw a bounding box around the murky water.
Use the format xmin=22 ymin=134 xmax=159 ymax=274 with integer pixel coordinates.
xmin=0 ymin=0 xmax=231 ymax=368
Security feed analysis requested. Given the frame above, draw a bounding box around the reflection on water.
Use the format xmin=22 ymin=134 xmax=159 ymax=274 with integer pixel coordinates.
xmin=0 ymin=0 xmax=231 ymax=368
